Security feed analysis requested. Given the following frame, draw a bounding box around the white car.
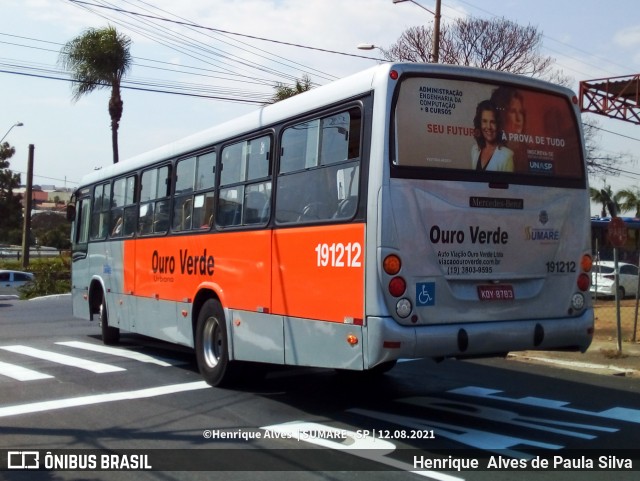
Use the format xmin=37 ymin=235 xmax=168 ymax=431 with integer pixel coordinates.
xmin=590 ymin=261 xmax=639 ymax=299
xmin=0 ymin=270 xmax=34 ymax=296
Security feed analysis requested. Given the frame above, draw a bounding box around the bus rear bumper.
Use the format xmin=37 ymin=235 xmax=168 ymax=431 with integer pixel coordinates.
xmin=366 ymin=309 xmax=594 ymax=368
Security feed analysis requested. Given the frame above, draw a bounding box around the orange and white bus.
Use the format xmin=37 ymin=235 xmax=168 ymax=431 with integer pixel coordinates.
xmin=69 ymin=63 xmax=594 ymax=386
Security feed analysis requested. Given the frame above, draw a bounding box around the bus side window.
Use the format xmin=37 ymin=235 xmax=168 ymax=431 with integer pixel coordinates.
xmin=172 ymin=152 xmax=216 ymax=232
xmin=173 ymin=156 xmax=195 ymax=232
xmin=154 ymin=200 xmax=170 ymax=233
xmin=276 ymin=108 xmax=361 ymax=224
xmin=193 ymin=192 xmax=215 ymax=228
xmin=76 ymin=196 xmax=91 ymax=245
xmin=140 ymin=164 xmax=171 ymax=235
xmin=90 ymin=183 xmax=110 ymax=240
xmin=111 ymin=175 xmax=137 ymax=238
xmin=217 ymin=136 xmax=271 ymax=228
xmin=138 ymin=202 xmax=154 ymax=234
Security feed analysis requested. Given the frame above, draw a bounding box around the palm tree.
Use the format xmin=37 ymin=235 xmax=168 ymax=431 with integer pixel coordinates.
xmin=267 ymin=75 xmax=313 ymax=104
xmin=615 ymin=188 xmax=640 ymax=218
xmin=59 ymin=26 xmax=132 ymax=164
xmin=589 ymin=185 xmax=617 ymax=218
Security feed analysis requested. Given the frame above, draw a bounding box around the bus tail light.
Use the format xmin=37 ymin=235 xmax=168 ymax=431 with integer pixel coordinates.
xmin=383 ymin=254 xmax=401 ymax=275
xmin=571 ymin=293 xmax=585 ymax=310
xmin=581 ymin=254 xmax=593 ymax=272
xmin=388 ymin=277 xmax=406 ymax=297
xmin=396 ymin=298 xmax=412 ymax=318
xmin=577 ymin=273 xmax=590 ymax=292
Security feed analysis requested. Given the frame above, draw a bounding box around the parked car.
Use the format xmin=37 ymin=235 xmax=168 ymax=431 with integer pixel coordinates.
xmin=590 ymin=261 xmax=639 ymax=299
xmin=0 ymin=270 xmax=34 ymax=296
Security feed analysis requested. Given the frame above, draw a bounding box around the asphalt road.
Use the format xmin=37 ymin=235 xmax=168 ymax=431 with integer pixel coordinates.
xmin=1 ymin=295 xmax=639 ymax=481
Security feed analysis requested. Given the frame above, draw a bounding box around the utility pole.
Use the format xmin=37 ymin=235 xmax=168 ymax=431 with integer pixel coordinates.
xmin=392 ymin=0 xmax=441 ymax=63
xmin=432 ymin=0 xmax=441 ymax=63
xmin=21 ymin=144 xmax=34 ymax=269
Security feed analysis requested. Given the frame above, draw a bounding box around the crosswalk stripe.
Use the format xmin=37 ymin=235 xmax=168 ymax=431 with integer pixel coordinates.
xmin=0 ymin=346 xmax=125 ymax=373
xmin=0 ymin=361 xmax=53 ymax=381
xmin=55 ymin=341 xmax=181 ymax=367
xmin=0 ymin=381 xmax=209 ymax=418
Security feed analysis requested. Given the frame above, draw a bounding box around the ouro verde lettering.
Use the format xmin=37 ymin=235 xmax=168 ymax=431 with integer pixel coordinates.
xmin=152 ymin=249 xmax=215 ymax=276
xmin=429 ymin=225 xmax=509 ymax=245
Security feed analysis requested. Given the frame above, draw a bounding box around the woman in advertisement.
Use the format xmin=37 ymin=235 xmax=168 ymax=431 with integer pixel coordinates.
xmin=490 ymin=87 xmax=529 ymax=172
xmin=471 ymin=100 xmax=514 ymax=172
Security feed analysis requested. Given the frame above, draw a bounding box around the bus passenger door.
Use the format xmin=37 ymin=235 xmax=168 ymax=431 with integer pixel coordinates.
xmin=70 ymin=196 xmax=92 ymax=320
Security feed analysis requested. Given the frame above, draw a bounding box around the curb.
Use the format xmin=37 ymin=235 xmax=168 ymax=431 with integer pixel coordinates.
xmin=508 ymin=352 xmax=637 ymax=377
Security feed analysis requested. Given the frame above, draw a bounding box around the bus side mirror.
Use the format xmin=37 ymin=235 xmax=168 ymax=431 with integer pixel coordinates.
xmin=66 ymin=204 xmax=76 ymax=222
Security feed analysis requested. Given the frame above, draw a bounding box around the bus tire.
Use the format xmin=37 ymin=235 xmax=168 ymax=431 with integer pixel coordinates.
xmin=195 ymin=299 xmax=232 ymax=387
xmin=99 ymin=294 xmax=120 ymax=345
xmin=335 ymin=360 xmax=397 ymax=379
xmin=370 ymin=360 xmax=397 ymax=374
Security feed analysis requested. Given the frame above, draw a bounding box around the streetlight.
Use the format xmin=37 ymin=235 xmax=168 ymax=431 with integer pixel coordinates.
xmin=0 ymin=122 xmax=24 ymax=143
xmin=357 ymin=43 xmax=379 ymax=51
xmin=392 ymin=0 xmax=441 ymax=63
xmin=357 ymin=44 xmax=387 ymax=63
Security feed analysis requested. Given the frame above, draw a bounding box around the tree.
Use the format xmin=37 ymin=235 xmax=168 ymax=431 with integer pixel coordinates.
xmin=615 ymin=188 xmax=640 ymax=217
xmin=589 ymin=184 xmax=618 ymax=218
xmin=0 ymin=142 xmax=23 ymax=243
xmin=383 ymin=17 xmax=630 ymax=175
xmin=31 ymin=212 xmax=71 ymax=250
xmin=268 ymin=75 xmax=313 ymax=104
xmin=582 ymin=118 xmax=634 ymax=177
xmin=59 ymin=26 xmax=132 ymax=164
xmin=383 ymin=17 xmax=559 ymax=80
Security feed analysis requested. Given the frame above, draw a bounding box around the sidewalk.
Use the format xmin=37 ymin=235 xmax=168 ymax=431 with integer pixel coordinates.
xmin=509 ymin=339 xmax=640 ymax=377
xmin=510 ymin=301 xmax=640 ymax=378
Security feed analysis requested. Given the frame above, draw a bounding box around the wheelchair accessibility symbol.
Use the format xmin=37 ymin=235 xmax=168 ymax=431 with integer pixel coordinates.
xmin=416 ymin=282 xmax=435 ymax=306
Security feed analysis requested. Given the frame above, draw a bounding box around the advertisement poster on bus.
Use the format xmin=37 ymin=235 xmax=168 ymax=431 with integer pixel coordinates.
xmin=394 ymin=77 xmax=583 ymax=177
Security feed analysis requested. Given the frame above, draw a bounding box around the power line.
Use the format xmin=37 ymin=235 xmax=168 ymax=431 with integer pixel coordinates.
xmin=13 ymin=170 xmax=80 ymax=186
xmin=76 ymin=0 xmax=303 ymax=85
xmin=583 ymin=122 xmax=640 ymax=143
xmin=0 ymin=68 xmax=269 ymax=103
xmin=0 ymin=33 xmax=306 ymax=87
xmin=451 ymin=0 xmax=636 ymax=79
xmin=66 ymin=0 xmax=381 ymax=61
xmin=123 ymin=0 xmax=339 ymax=82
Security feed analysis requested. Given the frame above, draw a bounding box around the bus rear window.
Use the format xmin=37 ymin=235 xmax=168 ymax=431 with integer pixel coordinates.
xmin=393 ymin=77 xmax=584 ymax=179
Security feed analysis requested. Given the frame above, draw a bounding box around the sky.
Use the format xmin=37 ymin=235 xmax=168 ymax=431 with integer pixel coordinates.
xmin=2 ymin=0 xmax=639 ymax=216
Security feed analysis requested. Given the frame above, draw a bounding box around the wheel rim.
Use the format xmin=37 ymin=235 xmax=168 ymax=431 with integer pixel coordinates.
xmin=202 ymin=316 xmax=222 ymax=369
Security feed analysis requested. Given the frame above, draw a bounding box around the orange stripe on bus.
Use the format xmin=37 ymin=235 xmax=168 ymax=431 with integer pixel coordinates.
xmin=123 ymin=223 xmax=365 ymax=323
xmin=272 ymin=223 xmax=365 ymax=322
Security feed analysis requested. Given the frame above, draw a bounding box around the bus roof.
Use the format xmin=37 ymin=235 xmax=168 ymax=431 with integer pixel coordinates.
xmin=78 ymin=62 xmax=577 ymax=188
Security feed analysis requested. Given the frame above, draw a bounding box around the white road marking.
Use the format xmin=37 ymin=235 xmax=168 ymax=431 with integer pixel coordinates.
xmin=450 ymin=386 xmax=640 ymax=423
xmin=400 ymin=396 xmax=617 ymax=438
xmin=0 ymin=381 xmax=209 ymax=418
xmin=349 ymin=408 xmax=561 ymax=459
xmin=55 ymin=341 xmax=181 ymax=367
xmin=0 ymin=361 xmax=53 ymax=381
xmin=262 ymin=421 xmax=465 ymax=481
xmin=0 ymin=345 xmax=124 ymax=373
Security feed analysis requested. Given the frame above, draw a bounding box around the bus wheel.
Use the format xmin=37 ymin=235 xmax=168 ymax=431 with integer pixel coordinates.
xmin=195 ymin=299 xmax=231 ymax=387
xmin=370 ymin=360 xmax=397 ymax=374
xmin=99 ymin=294 xmax=120 ymax=345
xmin=335 ymin=360 xmax=397 ymax=379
